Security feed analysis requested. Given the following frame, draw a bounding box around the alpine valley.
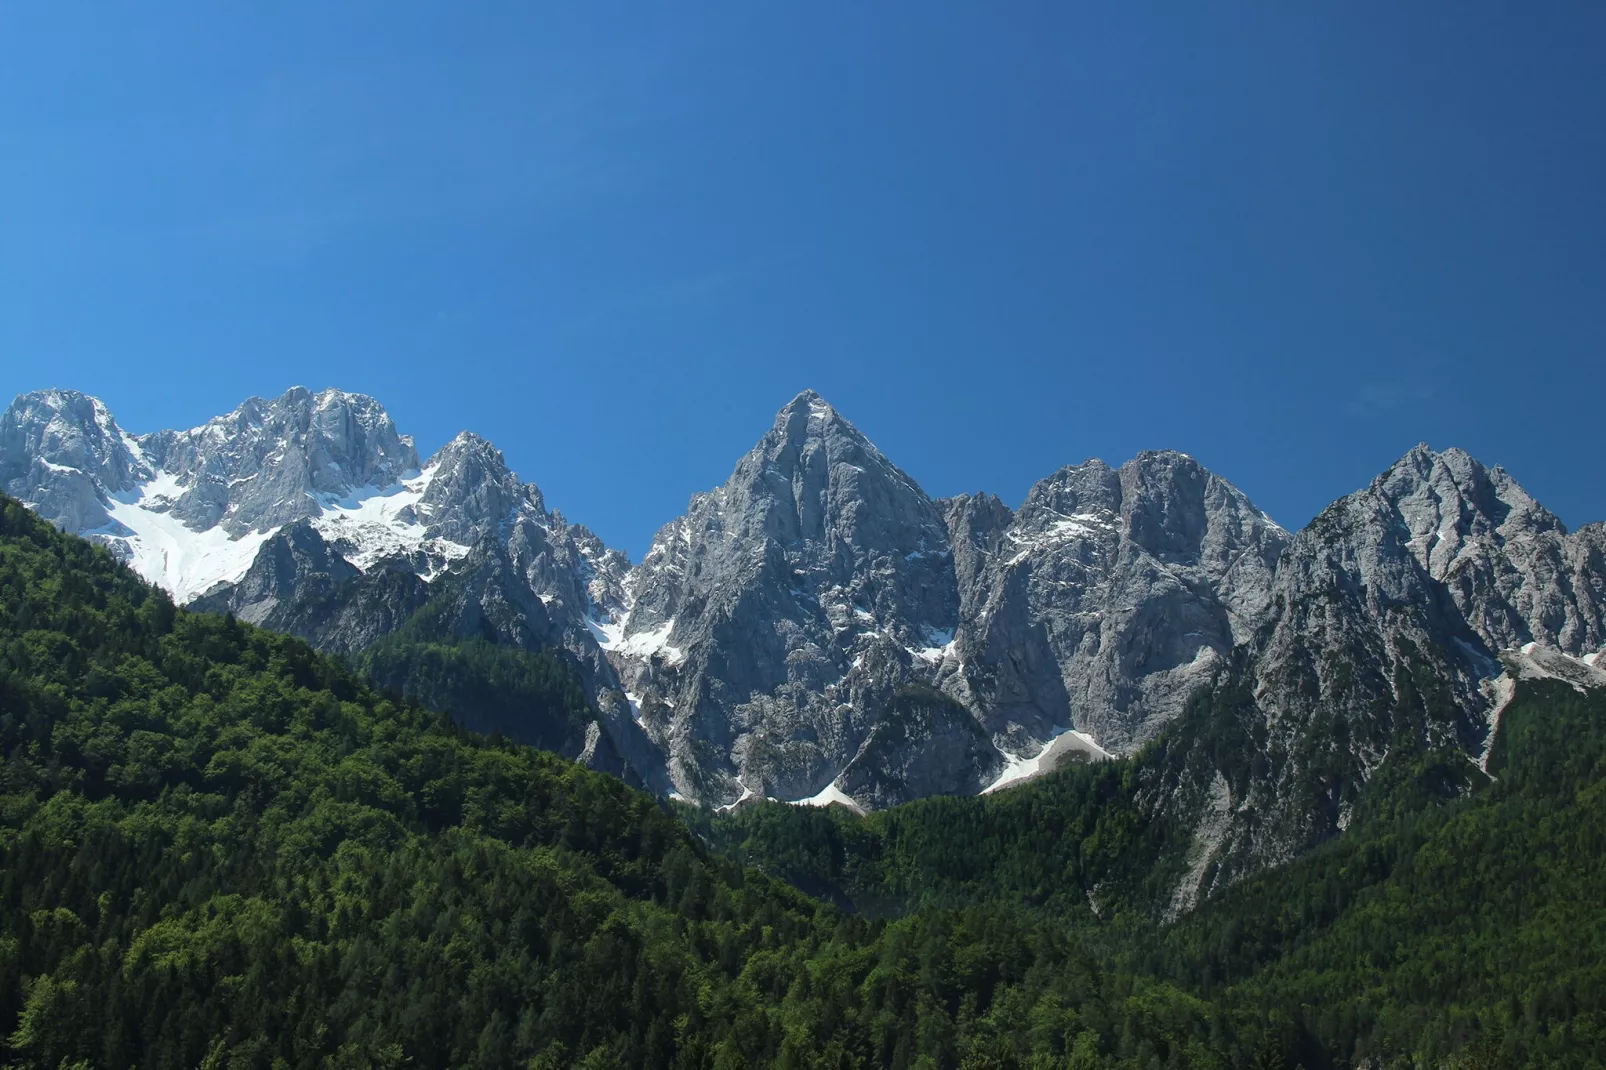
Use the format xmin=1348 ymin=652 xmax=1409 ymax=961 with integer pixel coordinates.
xmin=5 ymin=388 xmax=1606 ymax=869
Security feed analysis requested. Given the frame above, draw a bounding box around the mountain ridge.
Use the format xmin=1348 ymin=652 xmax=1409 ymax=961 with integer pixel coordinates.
xmin=6 ymin=384 xmax=1603 ymax=882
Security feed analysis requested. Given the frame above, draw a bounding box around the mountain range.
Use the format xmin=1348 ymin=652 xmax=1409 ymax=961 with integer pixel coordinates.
xmin=5 ymin=384 xmax=1604 ymax=889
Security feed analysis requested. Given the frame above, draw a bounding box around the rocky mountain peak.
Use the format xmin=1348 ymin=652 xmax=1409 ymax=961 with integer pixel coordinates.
xmin=1 ymin=389 xmax=154 ymax=532
xmin=722 ymin=390 xmax=947 ymax=561
xmin=1373 ymin=444 xmax=1563 ymax=581
xmin=946 ymin=449 xmax=1290 ymax=756
xmin=416 ymin=430 xmax=544 ymax=545
xmin=604 ymin=392 xmax=966 ymax=805
xmin=135 ymin=386 xmax=420 ymax=536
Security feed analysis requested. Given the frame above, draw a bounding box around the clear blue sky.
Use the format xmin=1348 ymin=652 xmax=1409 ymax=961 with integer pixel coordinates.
xmin=4 ymin=4 xmax=1603 ymax=557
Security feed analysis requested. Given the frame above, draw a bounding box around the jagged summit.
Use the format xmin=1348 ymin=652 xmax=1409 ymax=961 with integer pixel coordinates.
xmin=8 ymin=385 xmax=1604 ymax=832
xmin=2 ymin=387 xmax=536 ymax=600
xmin=782 ymin=386 xmax=828 ymax=410
xmin=1377 ymin=443 xmax=1563 ymax=547
xmin=1 ymin=390 xmax=152 ymax=530
xmin=763 ymin=389 xmax=905 ymax=468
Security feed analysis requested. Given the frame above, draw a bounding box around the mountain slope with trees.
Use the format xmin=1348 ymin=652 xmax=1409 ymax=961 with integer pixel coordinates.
xmin=3 ymin=492 xmax=1604 ymax=1068
xmin=0 ymin=495 xmax=1248 ymax=1068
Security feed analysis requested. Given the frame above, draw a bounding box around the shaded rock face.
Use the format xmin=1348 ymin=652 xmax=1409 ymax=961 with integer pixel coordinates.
xmin=835 ymin=687 xmax=1004 ymax=811
xmin=1151 ymin=446 xmax=1606 ymax=906
xmin=189 ymin=521 xmax=429 ymax=655
xmin=939 ymin=452 xmax=1290 ymax=755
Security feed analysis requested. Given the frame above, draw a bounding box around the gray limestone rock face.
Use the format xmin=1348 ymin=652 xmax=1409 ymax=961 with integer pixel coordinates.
xmin=139 ymin=387 xmax=420 ymax=536
xmin=189 ymin=521 xmax=430 ymax=654
xmin=607 ymin=391 xmax=966 ymax=804
xmin=834 ymin=686 xmax=1004 ymax=810
xmin=945 ymin=452 xmax=1290 ymax=755
xmin=0 ymin=389 xmax=151 ymax=532
xmin=1373 ymin=445 xmax=1606 ymax=654
xmin=1146 ymin=446 xmax=1606 ymax=906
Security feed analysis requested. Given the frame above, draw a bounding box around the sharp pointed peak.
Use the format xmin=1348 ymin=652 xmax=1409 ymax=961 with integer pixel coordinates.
xmin=779 ymin=388 xmax=836 ymax=417
xmin=764 ymin=388 xmax=860 ymax=439
xmin=431 ymin=429 xmax=507 ymax=464
xmin=1383 ymin=443 xmax=1487 ymax=482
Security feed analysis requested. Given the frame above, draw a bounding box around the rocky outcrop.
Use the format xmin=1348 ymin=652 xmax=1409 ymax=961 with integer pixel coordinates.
xmin=189 ymin=521 xmax=430 ymax=654
xmin=939 ymin=452 xmax=1289 ymax=755
xmin=0 ymin=389 xmax=149 ymax=532
xmin=1143 ymin=445 xmax=1606 ymax=901
xmin=137 ymin=387 xmax=419 ymax=536
xmin=834 ymin=687 xmax=1004 ymax=810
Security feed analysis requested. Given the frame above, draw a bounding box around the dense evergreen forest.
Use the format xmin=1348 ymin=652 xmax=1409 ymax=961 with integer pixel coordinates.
xmin=705 ymin=678 xmax=1606 ymax=1066
xmin=2 ymin=493 xmax=1603 ymax=1068
xmin=355 ymin=609 xmax=598 ymax=760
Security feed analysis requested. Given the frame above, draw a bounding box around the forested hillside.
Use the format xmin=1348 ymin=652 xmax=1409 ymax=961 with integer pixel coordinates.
xmin=0 ymin=496 xmax=1249 ymax=1067
xmin=3 ymin=492 xmax=1603 ymax=1068
xmin=708 ymin=681 xmax=1606 ymax=1067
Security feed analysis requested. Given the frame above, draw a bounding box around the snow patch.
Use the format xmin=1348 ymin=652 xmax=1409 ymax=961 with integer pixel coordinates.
xmin=716 ymin=779 xmax=760 ymax=813
xmin=1068 ymin=730 xmax=1113 ymax=760
xmin=908 ymin=626 xmax=956 ymax=664
xmin=99 ymin=490 xmax=276 ymax=605
xmin=88 ymin=462 xmax=477 ymax=602
xmin=982 ymin=728 xmax=1111 ymax=795
xmin=310 ymin=464 xmax=470 ymax=573
xmin=787 ymin=781 xmax=865 ymax=814
xmin=590 ymin=618 xmax=685 ymax=664
xmin=1002 ymin=510 xmax=1120 ymax=567
xmin=585 ymin=615 xmax=625 ymax=648
xmin=982 ymin=731 xmax=1065 ymax=794
xmin=1048 ymin=513 xmax=1117 ymax=538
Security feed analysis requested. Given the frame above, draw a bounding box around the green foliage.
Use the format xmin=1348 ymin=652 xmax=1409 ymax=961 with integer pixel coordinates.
xmin=356 ymin=631 xmax=596 ymax=755
xmin=709 ymin=670 xmax=1606 ymax=1068
xmin=4 ymin=493 xmax=1602 ymax=1068
xmin=0 ymin=497 xmax=1245 ymax=1067
xmin=700 ymin=754 xmax=1178 ymax=924
xmin=1159 ymin=678 xmax=1606 ymax=1066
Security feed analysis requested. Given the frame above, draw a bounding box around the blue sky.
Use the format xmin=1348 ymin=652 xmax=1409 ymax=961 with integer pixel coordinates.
xmin=4 ymin=4 xmax=1603 ymax=556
